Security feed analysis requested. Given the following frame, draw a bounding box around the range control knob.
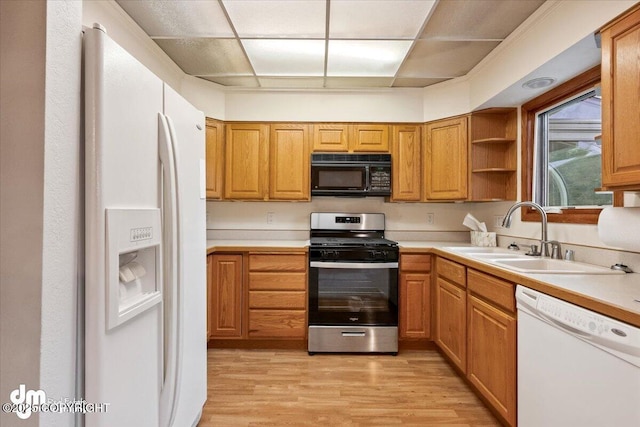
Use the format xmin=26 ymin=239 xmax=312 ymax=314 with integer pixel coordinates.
xmin=320 ymin=250 xmax=339 ymax=259
xmin=368 ymin=250 xmax=385 ymax=260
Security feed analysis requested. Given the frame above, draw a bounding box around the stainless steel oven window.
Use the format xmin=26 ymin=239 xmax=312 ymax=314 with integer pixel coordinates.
xmin=309 ymin=262 xmax=398 ymax=326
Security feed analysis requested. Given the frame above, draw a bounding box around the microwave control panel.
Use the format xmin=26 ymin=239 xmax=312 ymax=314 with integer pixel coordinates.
xmin=369 ymin=166 xmax=391 ymax=191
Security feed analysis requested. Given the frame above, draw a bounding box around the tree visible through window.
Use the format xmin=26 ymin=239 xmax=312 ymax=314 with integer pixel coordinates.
xmin=535 ymin=91 xmax=612 ymax=208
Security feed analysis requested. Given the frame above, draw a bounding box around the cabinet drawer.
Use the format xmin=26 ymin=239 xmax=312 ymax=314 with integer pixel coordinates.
xmin=467 ymin=269 xmax=515 ymax=312
xmin=400 ymin=254 xmax=431 ymax=272
xmin=249 ymin=253 xmax=307 ymax=271
xmin=248 ymin=310 xmax=306 ymax=338
xmin=249 ymin=272 xmax=307 ymax=291
xmin=437 ymin=257 xmax=466 ymax=287
xmin=249 ymin=291 xmax=306 ymax=309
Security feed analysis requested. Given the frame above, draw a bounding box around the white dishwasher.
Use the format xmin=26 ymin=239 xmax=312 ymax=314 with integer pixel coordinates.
xmin=516 ymin=285 xmax=640 ymax=427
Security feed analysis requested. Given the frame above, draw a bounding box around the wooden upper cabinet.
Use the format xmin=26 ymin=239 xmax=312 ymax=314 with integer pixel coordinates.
xmin=312 ymin=123 xmax=389 ymax=152
xmin=313 ymin=124 xmax=350 ymax=152
xmin=224 ymin=123 xmax=269 ymax=200
xmin=423 ymin=116 xmax=468 ymax=200
xmin=601 ymin=4 xmax=640 ymax=189
xmin=391 ymin=125 xmax=422 ymax=201
xmin=269 ymin=124 xmax=311 ymax=201
xmin=350 ymin=124 xmax=389 ymax=152
xmin=205 ymin=118 xmax=224 ymax=200
xmin=468 ymin=108 xmax=517 ymax=201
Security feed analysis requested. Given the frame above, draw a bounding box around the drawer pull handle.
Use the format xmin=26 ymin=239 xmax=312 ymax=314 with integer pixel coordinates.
xmin=342 ymin=331 xmax=366 ymax=337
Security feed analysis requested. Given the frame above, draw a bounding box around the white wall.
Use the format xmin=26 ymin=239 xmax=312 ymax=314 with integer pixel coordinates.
xmin=0 ymin=2 xmax=46 ymax=425
xmin=224 ymin=88 xmax=424 ymax=123
xmin=468 ymin=0 xmax=638 ymax=109
xmin=0 ymin=1 xmax=82 ymax=427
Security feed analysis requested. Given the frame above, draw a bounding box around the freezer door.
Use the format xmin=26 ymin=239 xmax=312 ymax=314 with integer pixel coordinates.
xmin=84 ymin=25 xmax=162 ymax=427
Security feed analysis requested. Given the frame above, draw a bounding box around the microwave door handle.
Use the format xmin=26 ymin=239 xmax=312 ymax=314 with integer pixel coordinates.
xmin=365 ymin=166 xmax=370 ymax=192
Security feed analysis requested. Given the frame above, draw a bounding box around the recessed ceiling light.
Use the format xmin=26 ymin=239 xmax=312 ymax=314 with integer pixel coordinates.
xmin=522 ymin=77 xmax=556 ymax=89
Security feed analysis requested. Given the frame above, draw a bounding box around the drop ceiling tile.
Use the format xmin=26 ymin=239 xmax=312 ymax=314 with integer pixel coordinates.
xmin=242 ymin=39 xmax=325 ymax=76
xmin=420 ymin=0 xmax=545 ymax=40
xmin=325 ymin=77 xmax=394 ymax=88
xmin=154 ymin=38 xmax=253 ymax=75
xmin=222 ymin=0 xmax=326 ymax=38
xmin=258 ymin=77 xmax=325 ymax=89
xmin=327 ymin=40 xmax=412 ymax=77
xmin=329 ymin=0 xmax=436 ymax=39
xmin=397 ymin=40 xmax=500 ymax=78
xmin=199 ymin=76 xmax=260 ymax=88
xmin=116 ymin=0 xmax=234 ymax=37
xmin=392 ymin=77 xmax=451 ymax=88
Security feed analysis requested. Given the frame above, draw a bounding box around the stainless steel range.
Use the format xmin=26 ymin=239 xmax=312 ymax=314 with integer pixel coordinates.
xmin=308 ymin=212 xmax=399 ymax=354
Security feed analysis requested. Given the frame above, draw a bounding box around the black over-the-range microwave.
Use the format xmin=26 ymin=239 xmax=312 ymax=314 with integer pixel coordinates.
xmin=310 ymin=153 xmax=392 ymax=197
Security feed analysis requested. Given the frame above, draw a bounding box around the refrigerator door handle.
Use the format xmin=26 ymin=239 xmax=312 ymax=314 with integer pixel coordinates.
xmin=158 ymin=113 xmax=180 ymax=427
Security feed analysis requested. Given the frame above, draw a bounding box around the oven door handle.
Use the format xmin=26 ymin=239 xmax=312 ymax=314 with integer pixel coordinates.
xmin=310 ymin=261 xmax=398 ymax=269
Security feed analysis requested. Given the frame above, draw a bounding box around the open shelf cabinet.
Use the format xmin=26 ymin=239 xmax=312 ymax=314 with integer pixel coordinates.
xmin=469 ymin=108 xmax=517 ymax=201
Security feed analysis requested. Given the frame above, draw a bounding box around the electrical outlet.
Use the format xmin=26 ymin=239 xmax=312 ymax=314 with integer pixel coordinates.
xmin=426 ymin=213 xmax=435 ymax=225
xmin=266 ymin=212 xmax=275 ymax=224
xmin=494 ymin=215 xmax=505 ymax=228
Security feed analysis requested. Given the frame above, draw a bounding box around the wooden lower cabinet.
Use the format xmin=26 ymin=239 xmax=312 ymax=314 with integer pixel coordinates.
xmin=467 ymin=294 xmax=516 ymax=426
xmin=435 ymin=276 xmax=467 ymax=372
xmin=209 ymin=253 xmax=244 ymax=338
xmin=434 ymin=257 xmax=517 ymax=426
xmin=208 ymin=250 xmax=308 ymax=343
xmin=399 ymin=253 xmax=431 ymax=339
xmin=247 ymin=252 xmax=307 ymax=339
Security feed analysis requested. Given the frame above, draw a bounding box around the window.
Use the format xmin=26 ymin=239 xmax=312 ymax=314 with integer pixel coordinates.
xmin=521 ymin=66 xmax=614 ymax=225
xmin=534 ymin=90 xmax=611 ymax=208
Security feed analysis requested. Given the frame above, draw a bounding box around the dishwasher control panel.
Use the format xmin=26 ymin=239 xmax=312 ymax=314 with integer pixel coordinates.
xmin=537 ymin=296 xmax=615 ymax=336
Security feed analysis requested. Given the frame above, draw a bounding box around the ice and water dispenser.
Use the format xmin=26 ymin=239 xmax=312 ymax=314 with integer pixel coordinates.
xmin=106 ymin=208 xmax=162 ymax=330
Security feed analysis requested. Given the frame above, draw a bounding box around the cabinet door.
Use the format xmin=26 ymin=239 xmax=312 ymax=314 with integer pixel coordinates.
xmin=351 ymin=124 xmax=389 ymax=152
xmin=207 ymin=254 xmax=213 ymax=340
xmin=269 ymin=124 xmax=310 ymax=200
xmin=210 ymin=254 xmax=243 ymax=338
xmin=467 ymin=295 xmax=516 ymax=426
xmin=224 ymin=123 xmax=269 ymax=200
xmin=391 ymin=125 xmax=422 ymax=201
xmin=601 ymin=5 xmax=640 ymax=188
xmin=205 ymin=118 xmax=224 ymax=199
xmin=312 ymin=123 xmax=349 ymax=152
xmin=435 ymin=277 xmax=466 ymax=372
xmin=399 ymin=272 xmax=430 ymax=339
xmin=424 ymin=117 xmax=468 ymax=200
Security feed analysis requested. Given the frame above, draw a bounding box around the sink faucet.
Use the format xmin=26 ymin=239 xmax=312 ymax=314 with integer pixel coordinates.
xmin=501 ymin=201 xmax=553 ymax=257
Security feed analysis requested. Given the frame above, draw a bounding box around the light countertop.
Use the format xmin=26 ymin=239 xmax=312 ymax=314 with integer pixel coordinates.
xmin=206 ymin=239 xmax=640 ymax=327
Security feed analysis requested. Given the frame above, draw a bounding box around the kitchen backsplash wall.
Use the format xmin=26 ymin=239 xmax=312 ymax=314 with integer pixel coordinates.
xmin=207 ymin=200 xmax=640 ymax=271
xmin=206 ymin=199 xmax=473 ymax=240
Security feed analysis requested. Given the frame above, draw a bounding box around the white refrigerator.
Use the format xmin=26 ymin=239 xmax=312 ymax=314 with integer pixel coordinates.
xmin=83 ymin=24 xmax=206 ymax=427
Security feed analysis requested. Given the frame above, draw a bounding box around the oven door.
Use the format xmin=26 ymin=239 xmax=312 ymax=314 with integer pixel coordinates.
xmin=308 ymin=261 xmax=398 ymax=326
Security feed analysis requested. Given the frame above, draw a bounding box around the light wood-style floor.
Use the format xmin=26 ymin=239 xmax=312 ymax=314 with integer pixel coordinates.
xmin=198 ymin=348 xmax=501 ymax=426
